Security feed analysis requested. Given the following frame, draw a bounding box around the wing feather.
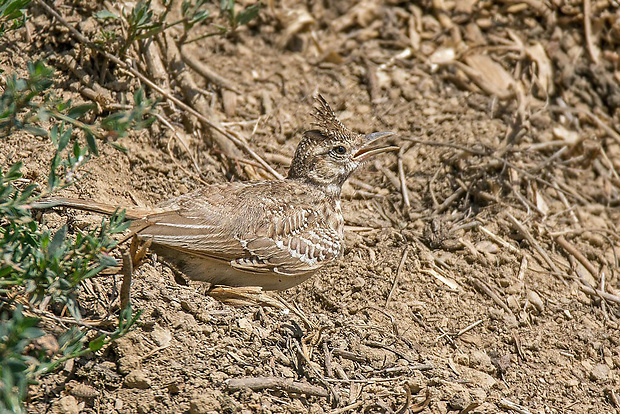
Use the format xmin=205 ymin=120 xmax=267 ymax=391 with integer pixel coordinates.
xmin=131 ymin=181 xmax=342 ymax=275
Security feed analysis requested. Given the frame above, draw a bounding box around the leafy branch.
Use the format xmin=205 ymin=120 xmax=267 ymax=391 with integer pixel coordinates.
xmin=0 ymin=60 xmax=152 ymax=412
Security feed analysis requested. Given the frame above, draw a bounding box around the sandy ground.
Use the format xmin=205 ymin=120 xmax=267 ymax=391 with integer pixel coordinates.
xmin=2 ymin=0 xmax=620 ymax=413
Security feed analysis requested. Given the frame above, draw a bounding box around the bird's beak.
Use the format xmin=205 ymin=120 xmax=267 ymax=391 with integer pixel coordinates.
xmin=353 ymin=131 xmax=399 ymax=161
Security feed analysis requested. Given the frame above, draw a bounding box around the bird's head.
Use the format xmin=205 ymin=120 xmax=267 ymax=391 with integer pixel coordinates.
xmin=287 ymin=95 xmax=398 ymax=197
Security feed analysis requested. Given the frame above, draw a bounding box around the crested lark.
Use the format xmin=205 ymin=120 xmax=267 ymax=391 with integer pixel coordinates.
xmin=40 ymin=96 xmax=397 ymax=290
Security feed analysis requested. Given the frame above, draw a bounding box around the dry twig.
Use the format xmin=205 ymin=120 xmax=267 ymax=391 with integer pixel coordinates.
xmin=583 ymin=0 xmax=600 ymax=64
xmin=225 ymin=377 xmax=328 ymax=397
xmin=470 ymin=277 xmax=514 ymax=316
xmin=579 ymin=285 xmax=620 ymax=305
xmin=397 ymin=147 xmax=410 ymax=209
xmin=385 ymin=246 xmax=410 ymax=306
xmin=498 ymin=398 xmax=533 ymax=414
xmin=34 ymin=0 xmax=282 ymax=180
xmin=120 ymin=252 xmax=132 ymax=310
xmin=506 ymin=213 xmax=564 ymax=278
xmin=555 ymin=235 xmax=599 ymax=281
xmin=181 ymin=47 xmax=241 ymax=93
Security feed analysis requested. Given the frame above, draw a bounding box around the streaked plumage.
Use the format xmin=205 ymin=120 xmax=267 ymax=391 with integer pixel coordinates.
xmin=38 ymin=96 xmax=397 ymax=290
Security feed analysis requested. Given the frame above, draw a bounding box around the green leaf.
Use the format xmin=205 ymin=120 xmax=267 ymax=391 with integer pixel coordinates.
xmin=58 ymin=125 xmax=72 ymax=152
xmin=22 ymin=327 xmax=44 ymax=340
xmin=5 ymin=162 xmax=23 ymax=179
xmin=85 ymin=131 xmax=98 ymax=156
xmin=48 ymin=225 xmax=66 ymax=256
xmin=49 ymin=124 xmax=58 ymax=145
xmin=67 ymin=103 xmax=94 ymax=119
xmin=22 ymin=124 xmax=47 ymax=137
xmin=98 ymin=254 xmax=118 ymax=267
xmin=220 ymin=0 xmax=233 ymax=12
xmin=235 ymin=3 xmax=260 ymax=26
xmin=72 ymin=140 xmax=81 ymax=159
xmin=0 ymin=0 xmax=31 ymax=18
xmin=94 ymin=10 xmax=119 ymax=20
xmin=109 ymin=142 xmax=128 ymax=152
xmin=88 ymin=335 xmax=105 ymax=351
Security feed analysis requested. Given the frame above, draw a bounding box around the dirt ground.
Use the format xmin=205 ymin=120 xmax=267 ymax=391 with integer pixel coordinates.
xmin=2 ymin=0 xmax=620 ymax=413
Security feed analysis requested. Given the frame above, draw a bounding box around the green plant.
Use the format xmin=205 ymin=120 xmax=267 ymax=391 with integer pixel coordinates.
xmin=220 ymin=0 xmax=260 ymax=29
xmin=0 ymin=61 xmax=151 ymax=412
xmin=0 ymin=304 xmax=139 ymax=413
xmin=0 ymin=60 xmax=156 ymax=190
xmin=0 ymin=0 xmax=30 ymax=37
xmin=93 ymin=0 xmax=261 ymax=49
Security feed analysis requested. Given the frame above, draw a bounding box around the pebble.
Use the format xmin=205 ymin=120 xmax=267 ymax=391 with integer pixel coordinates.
xmin=117 ymin=355 xmax=140 ymax=375
xmin=189 ymin=394 xmax=221 ymax=414
xmin=69 ymin=383 xmax=98 ymax=400
xmin=237 ymin=317 xmax=254 ymax=336
xmin=590 ymin=364 xmax=610 ymax=382
xmin=124 ymin=369 xmax=151 ymax=389
xmin=151 ymin=325 xmax=172 ymax=347
xmin=446 ymin=384 xmax=470 ymax=410
xmin=526 ymin=289 xmax=545 ymax=313
xmin=51 ymin=396 xmax=79 ymax=414
xmin=470 ymin=350 xmax=495 ymax=374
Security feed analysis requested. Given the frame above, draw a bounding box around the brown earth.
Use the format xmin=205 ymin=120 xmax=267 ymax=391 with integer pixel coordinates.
xmin=2 ymin=0 xmax=620 ymax=413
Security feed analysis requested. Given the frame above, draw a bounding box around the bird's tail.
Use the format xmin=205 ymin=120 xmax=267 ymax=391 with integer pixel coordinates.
xmin=31 ymin=197 xmax=152 ymax=220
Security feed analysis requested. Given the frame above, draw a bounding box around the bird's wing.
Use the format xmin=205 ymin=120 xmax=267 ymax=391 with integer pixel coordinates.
xmin=133 ymin=183 xmax=342 ymax=276
xmin=132 ymin=183 xmax=249 ymax=260
xmin=232 ymin=207 xmax=342 ymax=276
xmin=133 ymin=209 xmax=248 ymax=260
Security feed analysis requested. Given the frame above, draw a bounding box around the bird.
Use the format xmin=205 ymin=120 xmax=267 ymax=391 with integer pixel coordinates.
xmin=37 ymin=96 xmax=398 ymax=290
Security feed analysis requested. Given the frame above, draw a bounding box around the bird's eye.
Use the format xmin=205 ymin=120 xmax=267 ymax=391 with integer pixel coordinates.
xmin=332 ymin=146 xmax=347 ymax=155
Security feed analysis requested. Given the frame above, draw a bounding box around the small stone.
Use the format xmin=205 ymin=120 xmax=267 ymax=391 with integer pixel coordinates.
xmin=448 ymin=389 xmax=470 ymax=410
xmin=352 ymin=276 xmax=366 ymax=291
xmin=51 ymin=396 xmax=79 ymax=414
xmin=172 ymin=312 xmax=196 ymax=329
xmin=459 ymin=366 xmax=497 ymax=389
xmin=150 ymin=325 xmax=172 ymax=347
xmin=470 ymin=387 xmax=487 ymax=403
xmin=237 ymin=318 xmax=254 ymax=336
xmin=506 ymin=295 xmax=520 ymax=311
xmin=526 ymin=289 xmax=544 ymax=313
xmin=505 ymin=281 xmax=523 ymax=295
xmin=124 ymin=369 xmax=151 ymax=389
xmin=190 ymin=394 xmax=221 ymax=414
xmin=177 ymin=184 xmax=189 ymax=194
xmin=460 ymin=333 xmax=482 ymax=347
xmin=117 ymin=355 xmax=140 ymax=375
xmin=470 ymin=350 xmax=495 ymax=374
xmin=590 ymin=364 xmax=610 ymax=382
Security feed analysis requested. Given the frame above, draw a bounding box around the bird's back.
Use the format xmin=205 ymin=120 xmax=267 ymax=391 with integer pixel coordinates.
xmin=134 ymin=179 xmax=345 ymax=289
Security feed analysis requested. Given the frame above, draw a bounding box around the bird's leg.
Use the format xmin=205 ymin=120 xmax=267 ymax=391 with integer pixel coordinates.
xmin=129 ymin=234 xmax=151 ymax=267
xmin=120 ymin=251 xmax=133 ymax=310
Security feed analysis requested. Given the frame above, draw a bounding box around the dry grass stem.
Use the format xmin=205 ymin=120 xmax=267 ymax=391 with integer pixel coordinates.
xmin=506 ymin=213 xmax=564 ymax=277
xmin=499 ymin=398 xmax=533 ymax=414
xmin=470 ymin=277 xmax=514 ymax=316
xmin=225 ymin=377 xmax=328 ymax=397
xmin=555 ymin=235 xmax=599 ymax=281
xmin=385 ymin=246 xmax=410 ymax=306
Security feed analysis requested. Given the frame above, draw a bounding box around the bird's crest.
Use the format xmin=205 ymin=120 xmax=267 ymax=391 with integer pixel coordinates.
xmin=311 ymin=95 xmax=356 ymax=141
